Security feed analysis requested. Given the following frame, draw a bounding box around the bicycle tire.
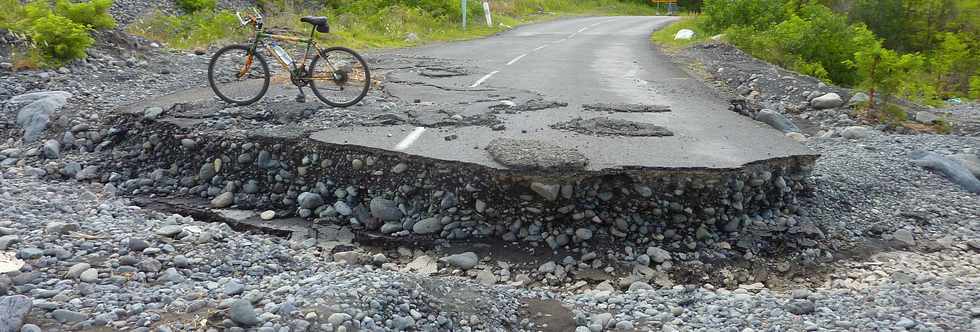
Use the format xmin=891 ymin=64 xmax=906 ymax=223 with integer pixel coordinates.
xmin=309 ymin=47 xmax=371 ymax=107
xmin=208 ymin=44 xmax=271 ymax=106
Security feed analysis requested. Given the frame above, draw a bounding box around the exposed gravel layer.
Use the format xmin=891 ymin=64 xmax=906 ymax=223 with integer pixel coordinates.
xmin=0 ymin=173 xmax=538 ymax=331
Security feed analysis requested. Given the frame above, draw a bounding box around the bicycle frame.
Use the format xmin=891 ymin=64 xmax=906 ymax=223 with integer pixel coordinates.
xmin=236 ymin=10 xmax=338 ymax=81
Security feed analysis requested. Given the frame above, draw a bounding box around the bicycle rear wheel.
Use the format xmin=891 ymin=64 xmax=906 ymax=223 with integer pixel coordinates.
xmin=208 ymin=44 xmax=271 ymax=106
xmin=309 ymin=47 xmax=370 ymax=107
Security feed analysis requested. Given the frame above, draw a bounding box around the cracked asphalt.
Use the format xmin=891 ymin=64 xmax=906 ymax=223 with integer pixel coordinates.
xmin=313 ymin=16 xmax=816 ymax=171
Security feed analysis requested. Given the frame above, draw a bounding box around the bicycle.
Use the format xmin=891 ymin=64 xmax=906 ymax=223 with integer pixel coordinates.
xmin=207 ymin=8 xmax=371 ymax=107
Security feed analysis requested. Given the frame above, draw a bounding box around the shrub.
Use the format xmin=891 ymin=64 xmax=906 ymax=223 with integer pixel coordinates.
xmin=131 ymin=10 xmax=243 ymax=49
xmin=176 ymin=0 xmax=216 ymax=13
xmin=700 ymin=0 xmax=788 ymax=33
xmin=55 ymin=0 xmax=117 ymax=30
xmin=971 ymin=75 xmax=980 ymax=99
xmin=30 ymin=14 xmax=94 ymax=63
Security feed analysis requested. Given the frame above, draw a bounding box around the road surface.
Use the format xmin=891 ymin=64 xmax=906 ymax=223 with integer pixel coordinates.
xmin=312 ymin=16 xmax=814 ymax=171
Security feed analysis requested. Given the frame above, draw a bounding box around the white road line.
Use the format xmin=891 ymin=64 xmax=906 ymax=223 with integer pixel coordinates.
xmin=568 ymin=33 xmax=578 ymax=39
xmin=394 ymin=127 xmax=426 ymax=151
xmin=557 ymin=38 xmax=568 ymax=43
xmin=533 ymin=45 xmax=548 ymax=51
xmin=578 ymin=27 xmax=588 ymax=33
xmin=470 ymin=70 xmax=499 ymax=88
xmin=506 ymin=54 xmax=527 ymax=66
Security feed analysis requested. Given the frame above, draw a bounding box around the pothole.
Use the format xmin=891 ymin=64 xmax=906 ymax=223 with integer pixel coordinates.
xmin=486 ymin=138 xmax=589 ymax=171
xmin=552 ymin=117 xmax=674 ymax=137
xmin=584 ymin=103 xmax=671 ymax=113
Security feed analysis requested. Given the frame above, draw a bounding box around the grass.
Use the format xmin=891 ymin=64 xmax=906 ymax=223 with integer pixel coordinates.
xmin=650 ymin=15 xmax=709 ymax=51
xmin=130 ymin=0 xmax=661 ymax=51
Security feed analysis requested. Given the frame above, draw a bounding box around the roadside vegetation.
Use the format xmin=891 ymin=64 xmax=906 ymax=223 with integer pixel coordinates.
xmin=0 ymin=0 xmax=116 ymax=69
xmin=129 ymin=0 xmax=660 ymax=51
xmin=650 ymin=16 xmax=709 ymax=50
xmin=669 ymin=0 xmax=980 ymax=110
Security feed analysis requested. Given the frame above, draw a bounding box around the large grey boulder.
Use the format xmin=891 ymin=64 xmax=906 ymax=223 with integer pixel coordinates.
xmin=0 ymin=295 xmax=32 ymax=332
xmin=948 ymin=153 xmax=980 ymax=178
xmin=754 ymin=109 xmax=800 ymax=133
xmin=848 ymin=92 xmax=869 ymax=106
xmin=810 ymin=93 xmax=844 ymax=109
xmin=911 ymin=151 xmax=980 ymax=193
xmin=369 ymin=197 xmax=403 ymax=221
xmin=8 ymin=91 xmax=71 ymax=143
xmin=440 ymin=252 xmax=479 ymax=270
xmin=841 ymin=126 xmax=871 ymax=139
xmin=297 ymin=192 xmax=324 ymax=209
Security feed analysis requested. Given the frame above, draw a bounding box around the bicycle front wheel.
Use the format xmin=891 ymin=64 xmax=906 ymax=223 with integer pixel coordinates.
xmin=208 ymin=44 xmax=271 ymax=106
xmin=309 ymin=47 xmax=370 ymax=107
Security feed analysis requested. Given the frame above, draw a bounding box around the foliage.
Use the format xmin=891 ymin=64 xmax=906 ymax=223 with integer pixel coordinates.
xmin=651 ymin=16 xmax=709 ymax=50
xmin=176 ymin=0 xmax=216 ymax=13
xmin=700 ymin=0 xmax=788 ymax=33
xmin=30 ymin=14 xmax=94 ymax=63
xmin=877 ymin=103 xmax=908 ymax=126
xmin=130 ymin=10 xmax=243 ymax=49
xmin=971 ymin=75 xmax=980 ymax=99
xmin=55 ymin=0 xmax=117 ymax=30
xmin=847 ymin=45 xmax=929 ymax=104
xmin=134 ymin=0 xmax=658 ymax=50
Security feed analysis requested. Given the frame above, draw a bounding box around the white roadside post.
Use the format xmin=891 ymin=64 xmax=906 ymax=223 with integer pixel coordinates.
xmin=483 ymin=0 xmax=493 ymax=26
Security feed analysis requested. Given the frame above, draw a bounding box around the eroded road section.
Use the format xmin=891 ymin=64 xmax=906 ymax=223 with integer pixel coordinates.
xmin=315 ymin=16 xmax=814 ymax=170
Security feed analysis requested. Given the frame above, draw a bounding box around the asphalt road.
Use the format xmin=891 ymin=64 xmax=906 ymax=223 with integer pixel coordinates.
xmin=314 ymin=16 xmax=815 ymax=170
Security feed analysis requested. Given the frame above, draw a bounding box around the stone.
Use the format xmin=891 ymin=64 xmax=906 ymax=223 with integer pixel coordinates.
xmin=224 ymin=280 xmax=245 ymax=296
xmin=848 ymin=92 xmax=869 ymax=106
xmin=180 ymin=139 xmax=197 ymax=149
xmin=405 ymin=255 xmax=438 ymax=275
xmin=260 ymin=211 xmax=276 ymax=220
xmin=914 ymin=111 xmax=938 ymax=124
xmin=628 ymin=281 xmax=653 ymax=292
xmin=333 ymin=201 xmax=352 ymax=216
xmin=786 ymin=132 xmax=806 ymax=142
xmin=67 ymin=263 xmax=91 ymax=279
xmin=646 ymin=247 xmax=671 ymax=263
xmin=230 ymin=299 xmax=260 ymax=326
xmin=575 ymin=228 xmax=593 ymax=241
xmin=42 ymin=139 xmax=60 ymax=159
xmin=128 ymin=238 xmax=150 ymax=252
xmin=440 ymin=252 xmax=479 ymax=270
xmin=140 ymin=258 xmax=163 ymax=273
xmin=892 ymin=229 xmax=916 ymax=247
xmin=810 ymin=93 xmax=844 ymax=109
xmin=0 ymin=295 xmax=32 ymax=332
xmin=755 ymin=109 xmax=800 ymax=133
xmin=211 ymin=192 xmax=235 ymax=208
xmin=156 ymin=225 xmax=183 ymax=237
xmin=45 ymin=222 xmax=79 ymax=235
xmin=297 ymin=192 xmax=324 ymax=209
xmin=9 ymin=91 xmax=71 ymax=143
xmin=143 ymin=107 xmax=164 ymax=120
xmin=79 ymin=268 xmax=99 ymax=283
xmin=52 ymin=309 xmax=87 ymax=323
xmin=785 ymin=299 xmax=816 ymax=315
xmin=530 ymin=182 xmax=560 ymax=201
xmin=369 ymin=197 xmax=403 ymax=221
xmin=592 ymin=313 xmax=613 ymax=328
xmin=949 ymin=153 xmax=980 ymax=178
xmin=327 ymin=313 xmax=352 ymax=326
xmin=538 ymin=261 xmax=556 ymax=273
xmin=412 ymin=217 xmax=442 ymax=235
xmin=841 ymin=126 xmax=871 ymax=139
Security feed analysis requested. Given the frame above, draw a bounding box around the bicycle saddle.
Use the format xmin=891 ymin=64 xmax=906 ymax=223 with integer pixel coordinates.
xmin=300 ymin=16 xmax=330 ymax=33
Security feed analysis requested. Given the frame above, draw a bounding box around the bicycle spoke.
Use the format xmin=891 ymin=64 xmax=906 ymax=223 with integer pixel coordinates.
xmin=310 ymin=48 xmax=369 ymax=107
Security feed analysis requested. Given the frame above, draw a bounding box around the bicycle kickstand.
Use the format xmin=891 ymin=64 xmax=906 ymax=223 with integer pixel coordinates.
xmin=295 ymin=87 xmax=307 ymax=103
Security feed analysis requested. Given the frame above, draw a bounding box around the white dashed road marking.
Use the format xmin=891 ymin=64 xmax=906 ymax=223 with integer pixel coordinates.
xmin=470 ymin=70 xmax=500 ymax=88
xmin=394 ymin=127 xmax=426 ymax=151
xmin=507 ymin=54 xmax=527 ymax=66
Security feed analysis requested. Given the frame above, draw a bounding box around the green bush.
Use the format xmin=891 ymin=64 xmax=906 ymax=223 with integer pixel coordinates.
xmin=55 ymin=0 xmax=117 ymax=30
xmin=131 ymin=10 xmax=243 ymax=49
xmin=971 ymin=75 xmax=980 ymax=99
xmin=176 ymin=0 xmax=216 ymax=13
xmin=700 ymin=0 xmax=788 ymax=33
xmin=30 ymin=14 xmax=94 ymax=62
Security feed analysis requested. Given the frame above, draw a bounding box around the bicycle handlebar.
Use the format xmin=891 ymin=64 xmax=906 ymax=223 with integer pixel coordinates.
xmin=235 ymin=8 xmax=263 ymax=27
